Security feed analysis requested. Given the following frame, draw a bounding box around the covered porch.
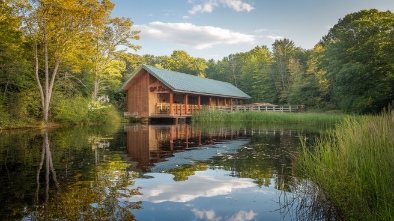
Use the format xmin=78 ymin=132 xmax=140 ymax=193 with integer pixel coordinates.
xmin=153 ymin=93 xmax=244 ymax=116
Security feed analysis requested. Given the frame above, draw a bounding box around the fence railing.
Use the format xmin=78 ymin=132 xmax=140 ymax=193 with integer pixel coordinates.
xmin=155 ymin=103 xmax=303 ymax=115
xmin=212 ymin=105 xmax=303 ymax=113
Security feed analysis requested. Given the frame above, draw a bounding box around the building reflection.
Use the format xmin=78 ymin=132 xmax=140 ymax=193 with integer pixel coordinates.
xmin=124 ymin=124 xmax=239 ymax=172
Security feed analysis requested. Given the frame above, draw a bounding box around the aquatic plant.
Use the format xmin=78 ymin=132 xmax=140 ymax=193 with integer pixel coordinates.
xmin=299 ymin=108 xmax=394 ymax=220
xmin=192 ymin=109 xmax=348 ymax=128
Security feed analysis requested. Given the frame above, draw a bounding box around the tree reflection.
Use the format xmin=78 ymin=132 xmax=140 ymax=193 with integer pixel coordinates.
xmin=34 ymin=129 xmax=59 ymax=220
xmin=167 ymin=163 xmax=208 ymax=181
xmin=23 ymin=128 xmax=142 ymax=220
xmin=150 ymin=127 xmax=304 ymax=191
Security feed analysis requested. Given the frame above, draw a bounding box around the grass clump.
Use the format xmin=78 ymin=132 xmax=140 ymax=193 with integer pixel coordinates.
xmin=299 ymin=108 xmax=394 ymax=220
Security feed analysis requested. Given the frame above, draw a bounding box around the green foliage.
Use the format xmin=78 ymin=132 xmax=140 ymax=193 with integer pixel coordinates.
xmin=299 ymin=107 xmax=394 ymax=220
xmin=89 ymin=16 xmax=140 ymax=99
xmin=288 ymin=66 xmax=321 ymax=107
xmin=88 ymin=100 xmax=121 ymax=124
xmin=159 ymin=50 xmax=208 ymax=77
xmin=53 ymin=96 xmax=121 ymax=124
xmin=321 ymin=9 xmax=394 ymax=113
xmin=53 ymin=95 xmax=89 ymax=124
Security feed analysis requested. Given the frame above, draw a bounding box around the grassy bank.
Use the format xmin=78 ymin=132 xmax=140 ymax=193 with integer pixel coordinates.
xmin=299 ymin=109 xmax=394 ymax=220
xmin=192 ymin=109 xmax=348 ymax=128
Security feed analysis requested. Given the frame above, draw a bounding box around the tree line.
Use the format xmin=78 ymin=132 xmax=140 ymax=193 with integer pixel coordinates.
xmin=127 ymin=9 xmax=394 ymax=114
xmin=1 ymin=1 xmax=393 ymax=127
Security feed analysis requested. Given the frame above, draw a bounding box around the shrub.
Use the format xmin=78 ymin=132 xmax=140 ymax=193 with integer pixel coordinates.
xmin=53 ymin=96 xmax=89 ymax=124
xmin=87 ymin=100 xmax=121 ymax=124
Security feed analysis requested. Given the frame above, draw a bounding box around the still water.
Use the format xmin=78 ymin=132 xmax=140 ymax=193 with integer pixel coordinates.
xmin=0 ymin=123 xmax=330 ymax=220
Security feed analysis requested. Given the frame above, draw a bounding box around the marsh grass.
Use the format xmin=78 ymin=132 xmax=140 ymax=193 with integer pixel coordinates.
xmin=192 ymin=109 xmax=348 ymax=128
xmin=299 ymin=108 xmax=394 ymax=220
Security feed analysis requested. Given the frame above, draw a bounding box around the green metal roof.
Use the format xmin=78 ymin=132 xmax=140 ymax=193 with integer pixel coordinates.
xmin=123 ymin=65 xmax=251 ymax=99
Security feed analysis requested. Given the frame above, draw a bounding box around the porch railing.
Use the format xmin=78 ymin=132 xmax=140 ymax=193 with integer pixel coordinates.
xmin=156 ymin=103 xmax=202 ymax=115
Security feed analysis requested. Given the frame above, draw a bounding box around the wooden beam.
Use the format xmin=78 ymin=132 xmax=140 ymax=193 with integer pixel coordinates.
xmin=185 ymin=94 xmax=188 ymax=114
xmin=169 ymin=92 xmax=174 ymax=115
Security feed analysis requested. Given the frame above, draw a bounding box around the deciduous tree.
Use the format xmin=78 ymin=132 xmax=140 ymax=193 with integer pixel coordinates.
xmin=19 ymin=0 xmax=115 ymax=123
xmin=321 ymin=9 xmax=394 ymax=113
xmin=90 ymin=17 xmax=140 ymax=100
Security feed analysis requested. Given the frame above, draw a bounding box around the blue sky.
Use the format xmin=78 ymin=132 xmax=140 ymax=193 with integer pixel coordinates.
xmin=111 ymin=0 xmax=394 ymax=60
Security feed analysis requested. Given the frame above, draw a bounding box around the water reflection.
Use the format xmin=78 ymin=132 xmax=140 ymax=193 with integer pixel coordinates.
xmin=35 ymin=129 xmax=59 ymax=220
xmin=124 ymin=124 xmax=327 ymax=220
xmin=0 ymin=126 xmax=141 ymax=220
xmin=0 ymin=124 xmax=337 ymax=221
xmin=125 ymin=124 xmax=240 ymax=172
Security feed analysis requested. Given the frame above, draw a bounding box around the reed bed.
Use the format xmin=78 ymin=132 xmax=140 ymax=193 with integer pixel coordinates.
xmin=299 ymin=108 xmax=394 ymax=220
xmin=192 ymin=109 xmax=348 ymax=128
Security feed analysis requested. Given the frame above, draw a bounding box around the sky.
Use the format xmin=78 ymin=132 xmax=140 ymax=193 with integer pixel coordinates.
xmin=111 ymin=0 xmax=394 ymax=61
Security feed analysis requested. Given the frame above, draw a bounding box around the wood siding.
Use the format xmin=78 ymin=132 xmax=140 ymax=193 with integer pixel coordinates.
xmin=123 ymin=69 xmax=249 ymax=118
xmin=126 ymin=70 xmax=150 ymax=117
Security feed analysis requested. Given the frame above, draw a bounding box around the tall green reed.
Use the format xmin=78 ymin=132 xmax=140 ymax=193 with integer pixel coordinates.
xmin=299 ymin=108 xmax=394 ymax=220
xmin=192 ymin=109 xmax=347 ymax=128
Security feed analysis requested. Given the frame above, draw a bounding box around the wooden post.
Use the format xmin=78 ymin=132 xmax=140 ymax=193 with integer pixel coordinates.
xmin=169 ymin=92 xmax=174 ymax=115
xmin=185 ymin=124 xmax=189 ymax=149
xmin=198 ymin=95 xmax=201 ymax=110
xmin=185 ymin=94 xmax=188 ymax=114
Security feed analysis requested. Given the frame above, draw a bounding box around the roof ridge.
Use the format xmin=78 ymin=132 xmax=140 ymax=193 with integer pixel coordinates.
xmin=143 ymin=64 xmax=235 ymax=85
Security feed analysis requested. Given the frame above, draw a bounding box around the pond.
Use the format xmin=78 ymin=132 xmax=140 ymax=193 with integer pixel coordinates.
xmin=0 ymin=123 xmax=335 ymax=220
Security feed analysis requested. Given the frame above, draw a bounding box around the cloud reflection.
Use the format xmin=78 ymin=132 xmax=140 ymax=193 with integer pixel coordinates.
xmin=192 ymin=209 xmax=221 ymax=221
xmin=228 ymin=210 xmax=257 ymax=221
xmin=192 ymin=208 xmax=257 ymax=221
xmin=131 ymin=172 xmax=255 ymax=203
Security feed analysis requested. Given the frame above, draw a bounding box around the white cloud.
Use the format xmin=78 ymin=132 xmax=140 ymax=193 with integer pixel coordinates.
xmin=189 ymin=0 xmax=254 ymax=14
xmin=221 ymin=0 xmax=254 ymax=12
xmin=136 ymin=22 xmax=255 ymax=49
xmin=189 ymin=1 xmax=218 ymax=14
xmin=267 ymin=35 xmax=283 ymax=41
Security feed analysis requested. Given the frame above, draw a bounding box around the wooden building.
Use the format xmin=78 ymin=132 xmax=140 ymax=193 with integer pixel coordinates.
xmin=122 ymin=65 xmax=250 ymax=120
